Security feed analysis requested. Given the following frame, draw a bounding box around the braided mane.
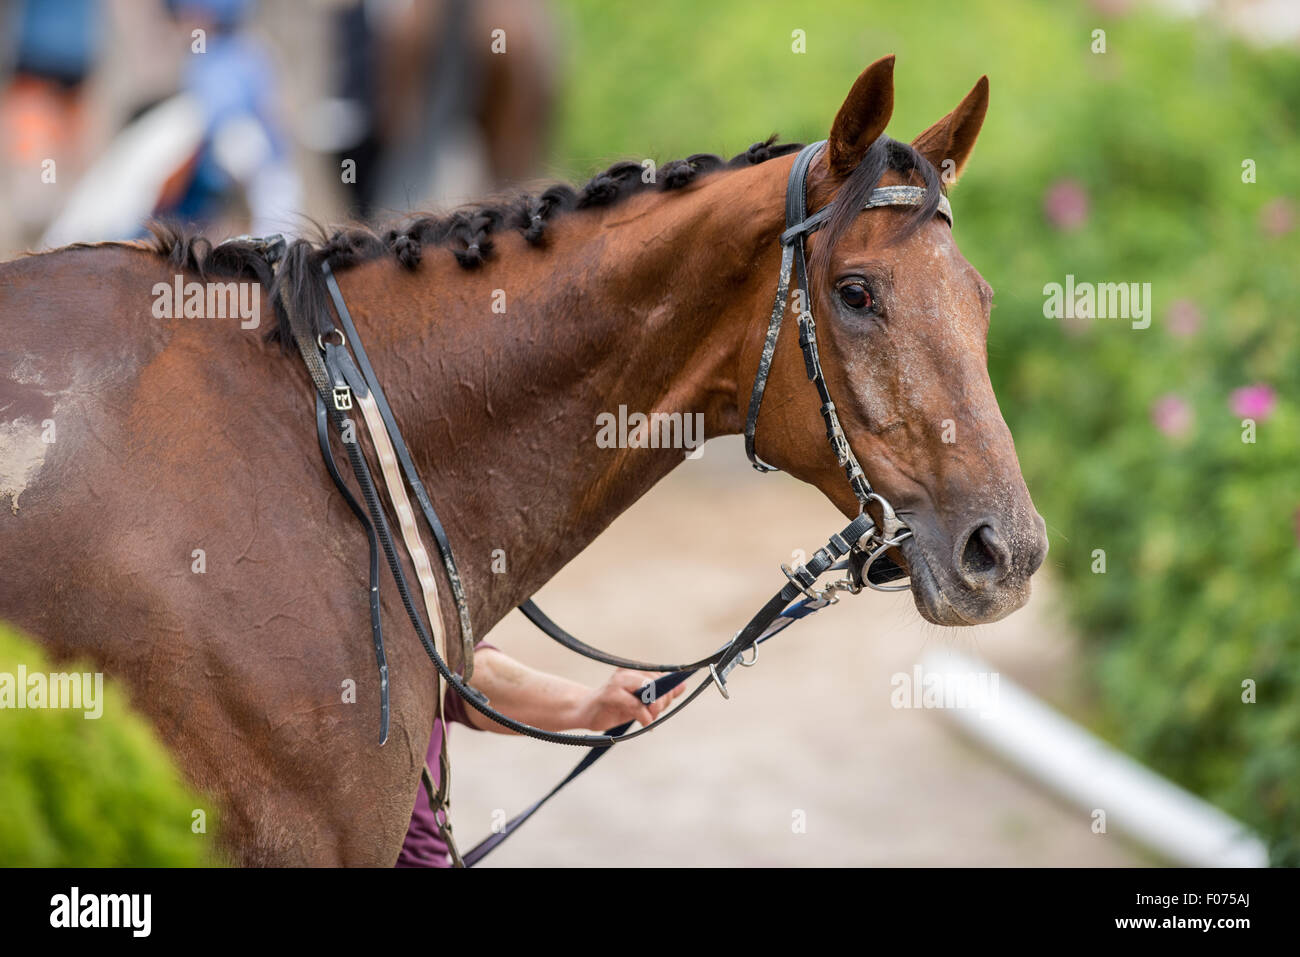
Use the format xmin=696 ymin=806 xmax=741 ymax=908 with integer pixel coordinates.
xmin=136 ymin=133 xmax=940 ymax=346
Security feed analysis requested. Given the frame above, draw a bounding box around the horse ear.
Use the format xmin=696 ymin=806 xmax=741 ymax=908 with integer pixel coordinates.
xmin=911 ymin=75 xmax=989 ymax=184
xmin=826 ymin=55 xmax=896 ymax=176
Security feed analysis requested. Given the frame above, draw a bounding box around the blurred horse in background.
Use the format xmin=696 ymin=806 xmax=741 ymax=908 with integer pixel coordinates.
xmin=326 ymin=0 xmax=558 ymax=217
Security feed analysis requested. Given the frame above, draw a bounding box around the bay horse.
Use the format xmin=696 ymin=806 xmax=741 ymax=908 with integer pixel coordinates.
xmin=0 ymin=56 xmax=1047 ymax=865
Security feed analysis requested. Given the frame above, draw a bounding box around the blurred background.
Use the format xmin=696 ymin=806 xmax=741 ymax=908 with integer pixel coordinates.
xmin=1 ymin=0 xmax=1296 ymax=866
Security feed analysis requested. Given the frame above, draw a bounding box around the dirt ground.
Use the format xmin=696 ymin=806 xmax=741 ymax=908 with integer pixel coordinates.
xmin=448 ymin=436 xmax=1147 ymax=867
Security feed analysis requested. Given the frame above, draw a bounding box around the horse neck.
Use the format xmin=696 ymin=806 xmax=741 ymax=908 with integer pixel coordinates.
xmin=337 ymin=158 xmax=789 ymax=633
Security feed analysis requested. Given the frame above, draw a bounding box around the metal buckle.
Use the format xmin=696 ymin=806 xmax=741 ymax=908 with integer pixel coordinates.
xmin=332 ymin=386 xmax=353 ymax=411
xmin=226 ymin=232 xmax=286 ymax=265
xmin=709 ymin=635 xmax=760 ymax=699
xmin=317 ymin=329 xmax=347 ymax=351
xmin=780 ymin=562 xmax=823 ymax=602
xmin=825 ymin=416 xmax=851 ymax=467
xmin=822 ymin=576 xmax=859 ymax=599
xmin=708 ymin=662 xmax=731 ymax=700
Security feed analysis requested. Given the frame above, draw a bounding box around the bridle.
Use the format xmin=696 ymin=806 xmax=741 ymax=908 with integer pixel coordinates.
xmin=259 ymin=137 xmax=953 ymax=866
xmin=746 ymin=140 xmax=951 ymax=504
xmin=744 ymin=138 xmax=952 ymax=584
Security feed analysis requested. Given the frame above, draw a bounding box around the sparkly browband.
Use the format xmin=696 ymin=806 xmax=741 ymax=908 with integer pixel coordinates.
xmin=862 ymin=185 xmax=953 ymax=225
xmin=780 ymin=183 xmax=953 ymax=246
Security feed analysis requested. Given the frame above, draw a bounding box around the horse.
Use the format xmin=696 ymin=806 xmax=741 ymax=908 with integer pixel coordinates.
xmin=0 ymin=55 xmax=1047 ymax=865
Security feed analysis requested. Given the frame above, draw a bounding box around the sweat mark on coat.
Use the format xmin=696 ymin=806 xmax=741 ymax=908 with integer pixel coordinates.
xmin=0 ymin=417 xmax=49 ymax=513
xmin=0 ymin=377 xmax=57 ymax=514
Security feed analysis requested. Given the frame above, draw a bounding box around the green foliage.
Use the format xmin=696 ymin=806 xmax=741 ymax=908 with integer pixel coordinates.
xmin=553 ymin=0 xmax=1300 ymax=861
xmin=0 ymin=623 xmax=216 ymax=866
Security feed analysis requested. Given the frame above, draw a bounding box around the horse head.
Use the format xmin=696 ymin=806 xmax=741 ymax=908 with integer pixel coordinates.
xmin=749 ymin=56 xmax=1048 ymax=625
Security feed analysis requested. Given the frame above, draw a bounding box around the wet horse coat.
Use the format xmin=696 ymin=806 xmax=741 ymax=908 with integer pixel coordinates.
xmin=0 ymin=58 xmax=1046 ymax=864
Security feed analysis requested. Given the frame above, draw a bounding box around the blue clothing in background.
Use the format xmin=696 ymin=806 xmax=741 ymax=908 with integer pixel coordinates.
xmin=14 ymin=0 xmax=102 ymax=86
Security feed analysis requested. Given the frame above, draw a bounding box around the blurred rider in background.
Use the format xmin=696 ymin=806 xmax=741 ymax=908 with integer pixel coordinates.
xmin=153 ymin=0 xmax=301 ymax=236
xmin=37 ymin=0 xmax=300 ymax=247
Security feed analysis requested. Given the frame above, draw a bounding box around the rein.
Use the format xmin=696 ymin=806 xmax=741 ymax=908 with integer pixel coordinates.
xmin=251 ymin=139 xmax=952 ymax=866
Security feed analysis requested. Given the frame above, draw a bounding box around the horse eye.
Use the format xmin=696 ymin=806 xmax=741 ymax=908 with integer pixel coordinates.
xmin=838 ymin=281 xmax=873 ymax=311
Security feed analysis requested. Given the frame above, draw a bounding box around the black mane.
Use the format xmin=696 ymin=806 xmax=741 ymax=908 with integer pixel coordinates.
xmin=140 ymin=134 xmax=940 ymax=346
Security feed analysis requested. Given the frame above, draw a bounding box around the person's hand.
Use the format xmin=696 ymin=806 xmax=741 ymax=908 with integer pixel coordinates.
xmin=570 ymin=669 xmax=687 ymax=731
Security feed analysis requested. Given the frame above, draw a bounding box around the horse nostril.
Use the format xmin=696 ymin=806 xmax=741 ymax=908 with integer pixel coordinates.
xmin=958 ymin=524 xmax=1011 ymax=586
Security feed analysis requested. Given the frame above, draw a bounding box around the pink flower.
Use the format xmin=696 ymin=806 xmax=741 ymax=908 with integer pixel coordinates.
xmin=1260 ymin=198 xmax=1294 ymax=238
xmin=1152 ymin=394 xmax=1193 ymax=438
xmin=1044 ymin=180 xmax=1089 ymax=231
xmin=1088 ymin=0 xmax=1134 ymax=14
xmin=1229 ymin=384 xmax=1277 ymax=421
xmin=1165 ymin=299 xmax=1203 ymax=339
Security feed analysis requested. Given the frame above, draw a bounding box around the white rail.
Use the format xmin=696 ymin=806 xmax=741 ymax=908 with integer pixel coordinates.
xmin=919 ymin=648 xmax=1269 ymax=867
